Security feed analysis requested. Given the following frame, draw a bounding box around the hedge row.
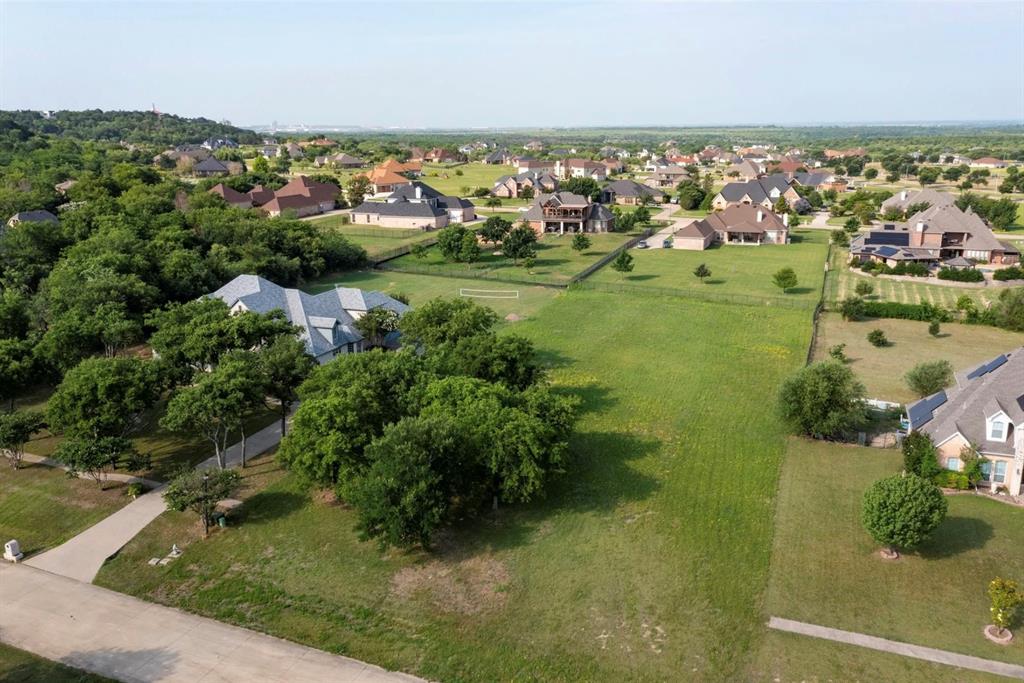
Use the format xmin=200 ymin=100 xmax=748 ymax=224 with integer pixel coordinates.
xmin=860 ymin=300 xmax=954 ymax=322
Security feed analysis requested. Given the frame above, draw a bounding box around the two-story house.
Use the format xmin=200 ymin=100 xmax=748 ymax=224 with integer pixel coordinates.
xmin=907 ymin=349 xmax=1024 ymax=497
xmin=712 ymin=174 xmax=806 ymax=212
xmin=522 ymin=192 xmax=615 ymax=236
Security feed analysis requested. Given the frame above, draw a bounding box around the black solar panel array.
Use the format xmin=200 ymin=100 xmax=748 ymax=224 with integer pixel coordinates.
xmin=907 ymin=390 xmax=948 ymax=428
xmin=965 ymin=354 xmax=1008 ymax=380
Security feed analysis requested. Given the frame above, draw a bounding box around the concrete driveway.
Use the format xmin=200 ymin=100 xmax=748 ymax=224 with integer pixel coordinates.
xmin=0 ymin=563 xmax=423 ymax=682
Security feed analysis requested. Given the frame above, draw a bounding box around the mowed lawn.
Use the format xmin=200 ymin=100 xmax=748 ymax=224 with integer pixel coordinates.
xmin=754 ymin=439 xmax=1024 ymax=679
xmin=827 ymin=247 xmax=998 ymax=309
xmin=812 ymin=312 xmax=1024 ymax=403
xmin=305 ymin=269 xmax=562 ymax=321
xmin=418 ymin=162 xmax=510 ymax=196
xmin=385 ymin=232 xmax=637 ymax=284
xmin=308 ymin=216 xmax=436 ymax=258
xmin=0 ymin=464 xmax=130 ymax=557
xmin=96 ymin=291 xmax=814 ymax=681
xmin=589 ymin=228 xmax=829 ymax=304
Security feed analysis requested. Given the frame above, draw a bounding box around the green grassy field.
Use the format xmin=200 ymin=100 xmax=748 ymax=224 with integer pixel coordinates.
xmin=826 ymin=247 xmax=998 ymax=308
xmin=758 ymin=439 xmax=1024 ymax=673
xmin=0 ymin=643 xmax=112 ymax=683
xmin=418 ymin=162 xmax=509 ymax=196
xmin=588 ymin=228 xmax=829 ymax=304
xmin=305 ymin=269 xmax=562 ymax=321
xmin=0 ymin=464 xmax=130 ymax=557
xmin=308 ymin=216 xmax=437 ymax=257
xmin=384 ymin=232 xmax=638 ymax=284
xmin=812 ymin=312 xmax=1024 ymax=403
xmin=97 ymin=290 xmax=814 ymax=681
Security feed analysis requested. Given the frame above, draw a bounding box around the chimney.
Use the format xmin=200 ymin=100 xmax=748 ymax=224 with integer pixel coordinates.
xmin=783 ymin=213 xmax=789 ymax=227
xmin=916 ymin=221 xmax=925 ymax=232
xmin=900 ymin=190 xmax=907 ymax=201
xmin=415 ymin=185 xmax=422 ymax=199
xmin=756 ymin=209 xmax=763 ymax=222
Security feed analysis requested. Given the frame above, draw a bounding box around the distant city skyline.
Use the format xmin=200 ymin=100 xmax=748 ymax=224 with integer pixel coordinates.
xmin=2 ymin=1 xmax=1022 ymax=128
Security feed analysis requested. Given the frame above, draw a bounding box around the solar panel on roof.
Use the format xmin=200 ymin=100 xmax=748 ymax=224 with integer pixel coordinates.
xmin=907 ymin=390 xmax=947 ymax=428
xmin=876 ymin=246 xmax=899 ymax=257
xmin=865 ymin=232 xmax=910 ymax=247
xmin=966 ymin=354 xmax=1008 ymax=380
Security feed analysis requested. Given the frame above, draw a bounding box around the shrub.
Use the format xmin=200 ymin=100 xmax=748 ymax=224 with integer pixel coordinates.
xmin=993 ymin=266 xmax=1024 ymax=281
xmin=778 ymin=361 xmax=866 ymax=439
xmin=839 ymin=296 xmax=866 ymax=321
xmin=904 ymin=359 xmax=953 ymax=397
xmin=828 ymin=343 xmax=848 ymax=362
xmin=933 ymin=470 xmax=969 ymax=490
xmin=937 ymin=267 xmax=984 ymax=282
xmin=903 ymin=431 xmax=939 ymax=477
xmin=928 ymin=319 xmax=941 ymax=336
xmin=867 ymin=329 xmax=889 ymax=347
xmin=831 ymin=230 xmax=849 ymax=247
xmin=860 ymin=301 xmax=953 ymax=323
xmin=988 ymin=578 xmax=1024 ymax=631
xmin=126 ymin=482 xmax=145 ymax=499
xmin=854 ymin=281 xmax=873 ymax=297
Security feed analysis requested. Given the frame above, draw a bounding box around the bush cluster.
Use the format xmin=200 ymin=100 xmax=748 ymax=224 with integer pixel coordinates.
xmin=937 ymin=267 xmax=984 ymax=282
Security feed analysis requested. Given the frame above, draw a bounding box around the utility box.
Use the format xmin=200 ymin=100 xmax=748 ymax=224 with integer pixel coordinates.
xmin=4 ymin=540 xmax=23 ymax=563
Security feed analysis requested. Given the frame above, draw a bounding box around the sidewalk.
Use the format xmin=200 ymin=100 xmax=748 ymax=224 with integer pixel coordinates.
xmin=20 ymin=453 xmax=162 ymax=489
xmin=24 ymin=416 xmax=290 ymax=584
xmin=0 ymin=563 xmax=423 ymax=682
xmin=768 ymin=616 xmax=1024 ymax=680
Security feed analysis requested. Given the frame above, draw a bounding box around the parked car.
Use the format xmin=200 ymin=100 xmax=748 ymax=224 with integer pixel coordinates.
xmin=662 ymin=239 xmax=672 ymax=248
xmin=636 ymin=240 xmax=648 ymax=249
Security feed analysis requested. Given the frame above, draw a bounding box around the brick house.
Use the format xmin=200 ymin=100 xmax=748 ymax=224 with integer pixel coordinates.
xmin=522 ymin=192 xmax=615 ymax=236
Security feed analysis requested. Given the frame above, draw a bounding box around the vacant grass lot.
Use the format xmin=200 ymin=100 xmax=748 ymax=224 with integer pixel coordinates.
xmin=588 ymin=228 xmax=829 ymax=304
xmin=757 ymin=439 xmax=1024 ymax=675
xmin=826 ymin=247 xmax=996 ymax=308
xmin=812 ymin=312 xmax=1024 ymax=403
xmin=418 ymin=162 xmax=510 ymax=196
xmin=0 ymin=464 xmax=130 ymax=557
xmin=306 ymin=269 xmax=562 ymax=321
xmin=310 ymin=217 xmax=436 ymax=258
xmin=0 ymin=643 xmax=112 ymax=683
xmin=97 ymin=291 xmax=814 ymax=681
xmin=385 ymin=232 xmax=637 ymax=284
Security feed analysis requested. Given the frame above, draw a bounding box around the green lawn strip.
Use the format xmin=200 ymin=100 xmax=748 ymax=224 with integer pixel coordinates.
xmin=304 ymin=269 xmax=562 ymax=321
xmin=384 ymin=232 xmax=638 ymax=284
xmin=671 ymin=208 xmax=710 ymax=218
xmin=0 ymin=643 xmax=114 ymax=683
xmin=0 ymin=464 xmax=131 ymax=556
xmin=588 ymin=228 xmax=828 ymax=304
xmin=97 ymin=291 xmax=813 ymax=681
xmin=761 ymin=438 xmax=1024 ymax=668
xmin=417 ymin=163 xmax=511 ymax=196
xmin=811 ymin=312 xmax=1024 ymax=403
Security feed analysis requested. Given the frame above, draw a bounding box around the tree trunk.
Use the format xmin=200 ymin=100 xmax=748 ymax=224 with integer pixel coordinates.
xmin=280 ymin=404 xmax=288 ymax=437
xmin=240 ymin=424 xmax=247 ymax=468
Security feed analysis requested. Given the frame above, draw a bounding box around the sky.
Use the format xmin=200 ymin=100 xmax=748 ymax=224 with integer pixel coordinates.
xmin=1 ymin=1 xmax=1022 ymax=129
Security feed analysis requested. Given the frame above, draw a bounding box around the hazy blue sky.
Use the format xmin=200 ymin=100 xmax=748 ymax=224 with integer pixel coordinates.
xmin=2 ymin=1 xmax=1022 ymax=128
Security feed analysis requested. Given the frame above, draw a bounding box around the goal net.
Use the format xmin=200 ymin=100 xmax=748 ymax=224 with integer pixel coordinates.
xmin=458 ymin=288 xmax=520 ymax=299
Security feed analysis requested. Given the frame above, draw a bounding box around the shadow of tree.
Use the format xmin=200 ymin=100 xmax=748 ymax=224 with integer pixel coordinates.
xmin=237 ymin=491 xmax=306 ymax=526
xmin=50 ymin=647 xmax=180 ymax=682
xmin=625 ymin=274 xmax=658 ymax=282
xmin=916 ymin=515 xmax=994 ymax=559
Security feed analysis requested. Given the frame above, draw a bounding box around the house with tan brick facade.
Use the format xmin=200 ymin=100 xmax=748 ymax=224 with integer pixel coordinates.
xmin=907 ymin=349 xmax=1024 ymax=497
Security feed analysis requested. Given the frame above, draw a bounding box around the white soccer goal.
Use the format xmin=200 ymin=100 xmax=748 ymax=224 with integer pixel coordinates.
xmin=458 ymin=288 xmax=520 ymax=299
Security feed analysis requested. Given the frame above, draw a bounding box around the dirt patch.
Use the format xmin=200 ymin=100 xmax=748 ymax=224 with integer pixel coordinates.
xmin=504 ymin=313 xmax=522 ymax=322
xmin=391 ymin=555 xmax=510 ymax=614
xmin=312 ymin=488 xmax=341 ymax=506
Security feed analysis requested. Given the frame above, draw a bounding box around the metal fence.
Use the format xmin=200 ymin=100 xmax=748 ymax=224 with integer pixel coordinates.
xmin=337 ymin=226 xmax=426 ymax=239
xmin=370 ymin=236 xmax=439 ymax=265
xmin=569 ymin=228 xmax=653 ymax=284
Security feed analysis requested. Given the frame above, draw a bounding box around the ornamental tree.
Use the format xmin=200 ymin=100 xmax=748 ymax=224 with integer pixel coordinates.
xmin=164 ymin=466 xmax=241 ymax=537
xmin=693 ymin=263 xmax=711 ymax=283
xmin=904 ymin=360 xmax=953 ymax=398
xmin=778 ymin=360 xmax=866 ymax=439
xmin=988 ymin=578 xmax=1023 ymax=635
xmin=772 ymin=267 xmax=798 ymax=293
xmin=0 ymin=411 xmax=45 ymax=469
xmin=861 ymin=474 xmax=947 ymax=556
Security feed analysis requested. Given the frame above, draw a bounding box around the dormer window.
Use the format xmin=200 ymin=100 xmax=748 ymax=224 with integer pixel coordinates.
xmin=988 ymin=419 xmax=1006 ymax=442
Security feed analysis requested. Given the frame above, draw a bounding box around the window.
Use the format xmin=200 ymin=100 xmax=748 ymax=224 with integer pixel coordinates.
xmin=989 ymin=419 xmax=1006 ymax=441
xmin=981 ymin=460 xmax=1008 ymax=483
xmin=945 ymin=457 xmax=961 ymax=471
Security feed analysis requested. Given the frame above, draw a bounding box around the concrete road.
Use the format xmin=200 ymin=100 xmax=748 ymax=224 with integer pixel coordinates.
xmin=0 ymin=563 xmax=424 ymax=682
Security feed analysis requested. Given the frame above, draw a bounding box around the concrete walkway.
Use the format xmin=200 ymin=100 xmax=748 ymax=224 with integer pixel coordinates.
xmin=0 ymin=563 xmax=423 ymax=682
xmin=21 ymin=453 xmax=162 ymax=489
xmin=24 ymin=416 xmax=290 ymax=584
xmin=768 ymin=616 xmax=1024 ymax=680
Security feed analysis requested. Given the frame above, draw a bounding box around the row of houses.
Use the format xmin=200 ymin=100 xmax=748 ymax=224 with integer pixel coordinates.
xmin=209 ymin=176 xmax=340 ymax=217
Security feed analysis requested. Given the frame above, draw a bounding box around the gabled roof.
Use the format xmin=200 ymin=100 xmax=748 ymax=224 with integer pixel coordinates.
xmin=604 ymin=179 xmax=664 ymax=199
xmin=695 ymin=204 xmax=787 ymax=234
xmin=717 ymin=174 xmax=793 ymax=204
xmin=8 ymin=209 xmax=59 ymax=224
xmin=907 ymin=204 xmax=1004 ymax=253
xmin=194 ymin=157 xmax=229 ymax=172
xmin=352 ymin=198 xmax=446 ymax=218
xmin=907 ymin=348 xmax=1024 ymax=457
xmin=880 ymin=188 xmax=956 ymax=213
xmin=208 ymin=183 xmax=252 ymax=206
xmin=208 ymin=274 xmax=409 ymax=359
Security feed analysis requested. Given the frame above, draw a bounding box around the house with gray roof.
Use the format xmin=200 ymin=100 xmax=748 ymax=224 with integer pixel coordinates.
xmin=208 ymin=274 xmax=409 ymax=363
xmin=712 ymin=174 xmax=806 ymax=212
xmin=906 ymin=348 xmax=1024 ymax=496
xmin=386 ymin=182 xmax=476 ymax=223
xmin=601 ymin=179 xmax=666 ymax=205
xmin=880 ymin=188 xmax=956 ymax=215
xmin=193 ymin=157 xmax=230 ymax=177
xmin=6 ymin=210 xmax=59 ymax=229
xmin=522 ymin=192 xmax=615 ymax=235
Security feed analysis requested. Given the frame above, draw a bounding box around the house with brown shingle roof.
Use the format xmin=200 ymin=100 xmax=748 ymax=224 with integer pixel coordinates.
xmin=208 ymin=183 xmax=253 ymax=209
xmin=672 ymin=205 xmax=789 ymax=250
xmin=248 ymin=176 xmax=340 ymax=218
